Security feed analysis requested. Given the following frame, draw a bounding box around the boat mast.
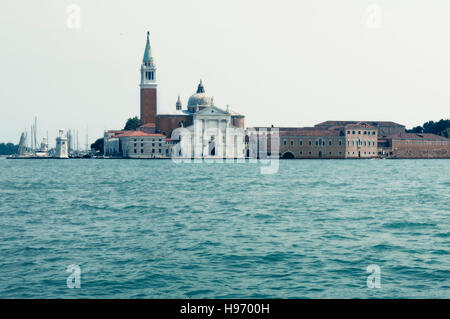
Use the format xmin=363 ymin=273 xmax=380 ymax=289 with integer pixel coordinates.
xmin=34 ymin=116 xmax=37 ymax=152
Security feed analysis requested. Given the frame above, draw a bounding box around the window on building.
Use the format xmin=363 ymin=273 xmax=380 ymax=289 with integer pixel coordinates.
xmin=352 ymin=131 xmax=355 ymax=134
xmin=152 ymin=149 xmax=155 ymax=153
xmin=299 ymin=140 xmax=303 ymax=145
xmin=372 ymin=131 xmax=376 ymax=135
xmin=308 ymin=151 xmax=312 ymax=155
xmin=347 ymin=130 xmax=350 ymax=134
xmin=358 ymin=131 xmax=361 ymax=134
xmin=283 ymin=139 xmax=287 ymax=145
xmin=329 ymin=151 xmax=332 ymax=155
xmin=299 ymin=151 xmax=303 ymax=155
xmin=290 ymin=140 xmax=294 ymax=146
xmin=141 ymin=143 xmax=143 ymax=147
xmin=364 ymin=131 xmax=367 ymax=135
xmin=339 ymin=140 xmax=342 ymax=145
xmin=141 ymin=149 xmax=143 ymax=153
xmin=329 ymin=140 xmax=332 ymax=146
xmin=159 ymin=149 xmax=161 ymax=153
xmin=134 ymin=143 xmax=137 ymax=147
xmin=134 ymin=149 xmax=137 ymax=153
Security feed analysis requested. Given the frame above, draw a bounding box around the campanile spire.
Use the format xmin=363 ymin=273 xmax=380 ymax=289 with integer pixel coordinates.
xmin=143 ymin=31 xmax=153 ymax=62
xmin=140 ymin=31 xmax=157 ymax=126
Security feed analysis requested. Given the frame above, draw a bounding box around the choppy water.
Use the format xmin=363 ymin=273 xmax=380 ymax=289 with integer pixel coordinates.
xmin=0 ymin=157 xmax=449 ymax=298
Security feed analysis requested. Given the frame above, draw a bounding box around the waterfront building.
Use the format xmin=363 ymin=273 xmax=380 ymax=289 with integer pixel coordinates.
xmin=115 ymin=131 xmax=170 ymax=158
xmin=103 ymin=130 xmax=122 ymax=157
xmin=164 ymin=81 xmax=246 ymax=158
xmin=256 ymin=122 xmax=377 ymax=159
xmin=155 ymin=81 xmax=245 ymax=138
xmin=378 ymin=132 xmax=450 ymax=158
xmin=278 ymin=129 xmax=346 ymax=159
xmin=55 ymin=129 xmax=68 ymax=158
xmin=315 ymin=121 xmax=405 ymax=137
xmin=344 ymin=123 xmax=378 ymax=158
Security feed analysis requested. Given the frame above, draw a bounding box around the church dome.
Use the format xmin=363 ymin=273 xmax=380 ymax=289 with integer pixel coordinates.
xmin=187 ymin=80 xmax=212 ymax=111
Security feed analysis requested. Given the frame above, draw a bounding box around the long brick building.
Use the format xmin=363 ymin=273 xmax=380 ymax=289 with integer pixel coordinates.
xmin=254 ymin=121 xmax=449 ymax=159
xmin=378 ymin=132 xmax=450 ymax=158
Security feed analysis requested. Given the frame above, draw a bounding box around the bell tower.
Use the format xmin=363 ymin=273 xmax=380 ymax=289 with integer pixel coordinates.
xmin=140 ymin=31 xmax=157 ymax=125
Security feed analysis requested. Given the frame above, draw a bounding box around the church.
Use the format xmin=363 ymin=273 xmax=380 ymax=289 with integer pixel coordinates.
xmin=104 ymin=32 xmax=246 ymax=159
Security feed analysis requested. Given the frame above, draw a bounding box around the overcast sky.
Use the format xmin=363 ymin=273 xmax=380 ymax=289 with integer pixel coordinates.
xmin=1 ymin=0 xmax=449 ymax=146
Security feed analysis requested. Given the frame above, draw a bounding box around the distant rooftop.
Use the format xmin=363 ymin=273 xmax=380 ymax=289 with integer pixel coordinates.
xmin=139 ymin=123 xmax=156 ymax=128
xmin=345 ymin=122 xmax=377 ymax=129
xmin=279 ymin=129 xmax=343 ymax=137
xmin=315 ymin=120 xmax=405 ymax=128
xmin=387 ymin=132 xmax=449 ymax=141
xmin=114 ymin=131 xmax=165 ymax=138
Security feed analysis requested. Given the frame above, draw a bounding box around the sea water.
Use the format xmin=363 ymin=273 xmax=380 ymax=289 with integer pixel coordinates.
xmin=0 ymin=158 xmax=449 ymax=298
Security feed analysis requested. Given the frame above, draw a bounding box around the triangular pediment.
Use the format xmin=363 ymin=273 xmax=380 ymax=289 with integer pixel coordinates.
xmin=195 ymin=105 xmax=229 ymax=116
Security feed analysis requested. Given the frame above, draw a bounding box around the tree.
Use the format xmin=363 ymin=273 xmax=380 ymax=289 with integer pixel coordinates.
xmin=406 ymin=119 xmax=450 ymax=137
xmin=422 ymin=121 xmax=437 ymax=134
xmin=0 ymin=143 xmax=18 ymax=155
xmin=90 ymin=138 xmax=104 ymax=154
xmin=124 ymin=116 xmax=141 ymax=131
xmin=406 ymin=126 xmax=423 ymax=133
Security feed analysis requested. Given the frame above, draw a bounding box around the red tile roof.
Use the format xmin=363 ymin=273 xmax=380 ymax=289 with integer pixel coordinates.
xmin=315 ymin=120 xmax=405 ymax=127
xmin=139 ymin=123 xmax=156 ymax=128
xmin=279 ymin=129 xmax=342 ymax=137
xmin=114 ymin=131 xmax=165 ymax=138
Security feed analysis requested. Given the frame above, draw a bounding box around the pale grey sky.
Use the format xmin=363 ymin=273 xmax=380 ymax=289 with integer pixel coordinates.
xmin=1 ymin=0 xmax=449 ymax=146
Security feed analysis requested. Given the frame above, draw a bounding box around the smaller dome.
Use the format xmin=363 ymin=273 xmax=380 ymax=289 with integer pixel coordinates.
xmin=187 ymin=80 xmax=212 ymax=111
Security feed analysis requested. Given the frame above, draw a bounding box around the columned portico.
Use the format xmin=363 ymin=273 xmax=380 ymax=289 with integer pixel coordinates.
xmin=186 ymin=106 xmax=244 ymax=158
